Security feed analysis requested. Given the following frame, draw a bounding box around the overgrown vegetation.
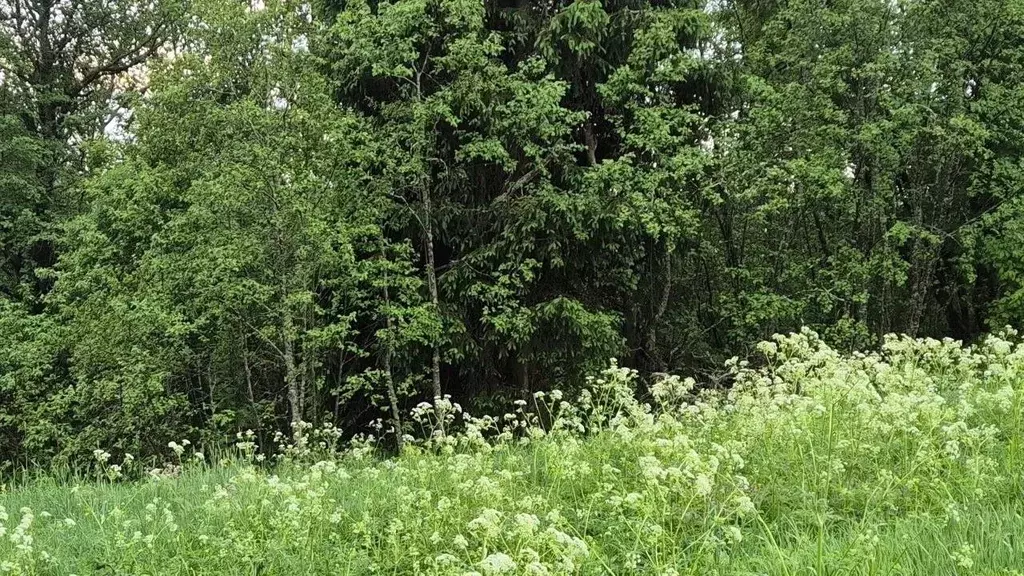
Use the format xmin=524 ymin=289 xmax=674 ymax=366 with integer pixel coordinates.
xmin=2 ymin=331 xmax=1023 ymax=574
xmin=3 ymin=0 xmax=1024 ymax=464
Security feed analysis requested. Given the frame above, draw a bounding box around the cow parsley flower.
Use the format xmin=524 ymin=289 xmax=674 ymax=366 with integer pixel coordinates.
xmin=480 ymin=553 xmax=516 ymax=574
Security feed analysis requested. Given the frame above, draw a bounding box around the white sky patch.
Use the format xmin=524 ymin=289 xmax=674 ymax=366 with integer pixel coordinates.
xmin=103 ymin=107 xmax=134 ymax=143
xmin=268 ymin=86 xmax=288 ymax=111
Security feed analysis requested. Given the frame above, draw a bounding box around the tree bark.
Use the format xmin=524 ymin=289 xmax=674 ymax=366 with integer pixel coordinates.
xmin=298 ymin=310 xmax=310 ymax=424
xmin=242 ymin=333 xmax=265 ymax=447
xmin=382 ymin=275 xmax=404 ymax=453
xmin=281 ymin=309 xmax=301 ymax=432
xmin=422 ymin=186 xmax=444 ymax=433
xmin=583 ymin=122 xmax=598 ymax=167
xmin=380 ymin=248 xmax=405 ymax=451
xmin=516 ymin=355 xmax=530 ymax=402
xmin=383 ymin=347 xmax=403 ymax=453
xmin=644 ymin=245 xmax=672 ymax=373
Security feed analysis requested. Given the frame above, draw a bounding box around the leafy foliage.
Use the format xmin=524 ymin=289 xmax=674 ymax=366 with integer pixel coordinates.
xmin=3 ymin=0 xmax=1024 ymax=463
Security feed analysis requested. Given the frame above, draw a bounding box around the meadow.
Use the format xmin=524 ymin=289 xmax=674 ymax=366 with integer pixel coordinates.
xmin=2 ymin=329 xmax=1023 ymax=575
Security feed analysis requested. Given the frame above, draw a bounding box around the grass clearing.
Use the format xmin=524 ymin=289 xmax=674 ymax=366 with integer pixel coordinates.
xmin=2 ymin=330 xmax=1024 ymax=575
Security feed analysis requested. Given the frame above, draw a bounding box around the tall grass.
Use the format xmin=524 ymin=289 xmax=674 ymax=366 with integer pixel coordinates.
xmin=2 ymin=329 xmax=1023 ymax=575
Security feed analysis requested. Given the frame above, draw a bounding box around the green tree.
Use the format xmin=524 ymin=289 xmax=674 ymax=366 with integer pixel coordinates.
xmin=0 ymin=0 xmax=184 ymax=301
xmin=698 ymin=0 xmax=1012 ymax=357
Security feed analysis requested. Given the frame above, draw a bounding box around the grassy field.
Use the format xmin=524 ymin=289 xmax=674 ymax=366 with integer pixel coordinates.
xmin=2 ymin=330 xmax=1024 ymax=575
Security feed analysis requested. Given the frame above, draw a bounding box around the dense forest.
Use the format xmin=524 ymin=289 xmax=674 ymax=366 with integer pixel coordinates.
xmin=1 ymin=0 xmax=1023 ymax=466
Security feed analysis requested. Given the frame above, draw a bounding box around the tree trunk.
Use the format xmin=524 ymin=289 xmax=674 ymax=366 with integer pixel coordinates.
xmin=644 ymin=245 xmax=672 ymax=373
xmin=242 ymin=334 xmax=264 ymax=446
xmin=422 ymin=186 xmax=444 ymax=433
xmin=583 ymin=122 xmax=598 ymax=167
xmin=383 ymin=347 xmax=403 ymax=453
xmin=298 ymin=312 xmax=309 ymax=424
xmin=516 ymin=355 xmax=530 ymax=402
xmin=282 ymin=309 xmax=301 ymax=432
xmin=380 ymin=253 xmax=403 ymax=450
xmin=382 ymin=325 xmax=401 ymax=450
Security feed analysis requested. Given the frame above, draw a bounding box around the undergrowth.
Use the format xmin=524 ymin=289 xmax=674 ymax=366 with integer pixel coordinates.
xmin=2 ymin=329 xmax=1023 ymax=575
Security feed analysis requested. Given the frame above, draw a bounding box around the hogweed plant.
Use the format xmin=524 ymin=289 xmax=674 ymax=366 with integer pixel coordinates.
xmin=2 ymin=329 xmax=1024 ymax=574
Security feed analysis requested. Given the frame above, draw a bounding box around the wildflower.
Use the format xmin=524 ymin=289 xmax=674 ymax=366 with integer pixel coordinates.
xmin=545 ymin=527 xmax=589 ymax=558
xmin=468 ymin=508 xmax=503 ymax=539
xmin=526 ymin=562 xmax=551 ymax=575
xmin=435 ymin=553 xmax=459 ymax=566
xmin=639 ymin=455 xmax=666 ymax=482
xmin=514 ymin=513 xmax=540 ymax=535
xmin=694 ymin=473 xmax=714 ymax=496
xmin=480 ymin=552 xmax=516 ymax=574
xmin=734 ymin=495 xmax=756 ymax=516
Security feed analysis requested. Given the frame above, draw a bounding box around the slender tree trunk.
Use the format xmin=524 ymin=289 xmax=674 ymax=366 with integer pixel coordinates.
xmin=412 ymin=64 xmax=445 ymax=430
xmin=281 ymin=309 xmax=301 ymax=432
xmin=907 ymin=204 xmax=933 ymax=337
xmin=381 ymin=276 xmax=404 ymax=453
xmin=305 ymin=351 xmax=316 ymax=427
xmin=206 ymin=360 xmax=216 ymax=422
xmin=380 ymin=246 xmax=404 ymax=451
xmin=242 ymin=333 xmax=264 ymax=446
xmin=383 ymin=346 xmax=403 ymax=453
xmin=299 ymin=307 xmax=312 ymax=422
xmin=422 ymin=186 xmax=444 ymax=433
xmin=645 ymin=249 xmax=672 ymax=373
xmin=516 ymin=355 xmax=530 ymax=402
xmin=298 ymin=347 xmax=307 ymax=424
xmin=583 ymin=122 xmax=598 ymax=167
